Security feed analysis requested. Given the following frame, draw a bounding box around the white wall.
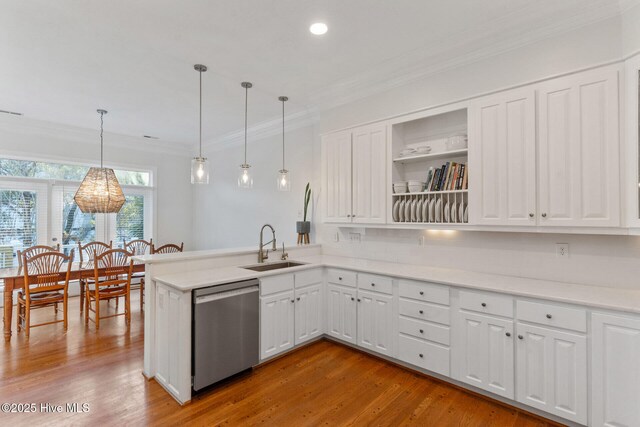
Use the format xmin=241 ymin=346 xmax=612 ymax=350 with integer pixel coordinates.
xmin=192 ymin=125 xmax=316 ymax=250
xmin=0 ymin=119 xmax=193 ymax=249
xmin=314 ymin=15 xmax=640 ymax=290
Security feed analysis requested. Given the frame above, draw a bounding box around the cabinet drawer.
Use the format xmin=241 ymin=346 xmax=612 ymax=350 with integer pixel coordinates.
xmin=459 ymin=290 xmax=513 ymax=318
xmin=357 ymin=273 xmax=393 ymax=295
xmin=399 ymin=299 xmax=450 ymax=326
xmin=326 ymin=269 xmax=356 ymax=287
xmin=398 ymin=335 xmax=450 ymax=376
xmin=399 ymin=280 xmax=449 ymax=305
xmin=517 ymin=300 xmax=587 ymax=333
xmin=399 ymin=316 xmax=450 ymax=346
xmin=295 ymin=269 xmax=323 ymax=288
xmin=260 ymin=274 xmax=294 ymax=296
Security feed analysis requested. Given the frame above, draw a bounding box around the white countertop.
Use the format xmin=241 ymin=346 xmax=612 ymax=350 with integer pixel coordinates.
xmin=153 ymin=254 xmax=640 ymax=315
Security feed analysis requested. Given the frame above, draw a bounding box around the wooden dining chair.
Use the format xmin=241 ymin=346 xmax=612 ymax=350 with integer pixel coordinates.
xmin=85 ymin=248 xmax=134 ymax=330
xmin=151 ymin=242 xmax=184 ymax=254
xmin=123 ymin=238 xmax=152 ymax=311
xmin=17 ymin=250 xmax=73 ymax=337
xmin=17 ymin=243 xmax=61 ymax=269
xmin=77 ymin=241 xmax=112 ymax=313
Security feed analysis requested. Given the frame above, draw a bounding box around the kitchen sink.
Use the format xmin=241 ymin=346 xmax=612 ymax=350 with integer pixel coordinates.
xmin=241 ymin=261 xmax=307 ymax=272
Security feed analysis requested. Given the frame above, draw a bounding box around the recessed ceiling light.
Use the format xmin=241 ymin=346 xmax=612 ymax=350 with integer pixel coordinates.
xmin=0 ymin=109 xmax=22 ymax=116
xmin=309 ymin=22 xmax=328 ymax=35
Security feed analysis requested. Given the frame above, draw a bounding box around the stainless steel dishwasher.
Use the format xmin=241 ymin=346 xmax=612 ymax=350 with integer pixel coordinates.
xmin=192 ymin=278 xmax=259 ymax=392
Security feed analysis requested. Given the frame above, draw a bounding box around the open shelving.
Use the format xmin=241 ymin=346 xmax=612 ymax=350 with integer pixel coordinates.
xmin=392 ymin=148 xmax=468 ymax=164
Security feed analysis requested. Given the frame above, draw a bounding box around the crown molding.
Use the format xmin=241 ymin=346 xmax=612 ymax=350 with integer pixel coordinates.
xmin=203 ymin=108 xmax=319 ymax=152
xmin=0 ymin=115 xmax=192 ymax=156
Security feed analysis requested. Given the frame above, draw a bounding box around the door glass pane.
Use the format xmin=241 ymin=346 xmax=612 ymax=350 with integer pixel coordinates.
xmin=61 ymin=191 xmax=95 ymax=255
xmin=0 ymin=190 xmax=37 ymax=267
xmin=116 ymin=195 xmax=144 ymax=245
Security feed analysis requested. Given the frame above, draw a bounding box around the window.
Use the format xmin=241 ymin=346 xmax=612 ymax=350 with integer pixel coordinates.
xmin=61 ymin=191 xmax=96 ymax=254
xmin=116 ymin=195 xmax=145 ymax=243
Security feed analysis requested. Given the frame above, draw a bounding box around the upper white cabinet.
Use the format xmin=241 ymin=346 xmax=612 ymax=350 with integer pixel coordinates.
xmin=537 ymin=67 xmax=620 ymax=227
xmin=625 ymin=54 xmax=640 ymax=228
xmin=591 ymin=313 xmax=640 ymax=427
xmin=469 ymin=88 xmax=536 ymax=225
xmin=323 ymin=130 xmax=353 ymax=223
xmin=323 ymin=123 xmax=388 ymax=224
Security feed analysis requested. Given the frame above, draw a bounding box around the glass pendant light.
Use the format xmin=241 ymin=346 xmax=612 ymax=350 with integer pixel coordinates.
xmin=191 ymin=64 xmax=209 ymax=184
xmin=277 ymin=96 xmax=291 ymax=191
xmin=74 ymin=110 xmax=125 ymax=213
xmin=238 ymin=82 xmax=253 ymax=189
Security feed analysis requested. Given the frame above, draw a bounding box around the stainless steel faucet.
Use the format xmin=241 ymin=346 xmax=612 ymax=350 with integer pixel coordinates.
xmin=258 ymin=224 xmax=277 ymax=263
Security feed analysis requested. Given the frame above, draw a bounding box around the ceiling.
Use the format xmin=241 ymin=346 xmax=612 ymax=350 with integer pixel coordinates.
xmin=0 ymin=0 xmax=634 ymax=149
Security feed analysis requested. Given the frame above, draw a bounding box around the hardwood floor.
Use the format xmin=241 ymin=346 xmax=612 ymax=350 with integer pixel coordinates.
xmin=1 ymin=295 xmax=558 ymax=426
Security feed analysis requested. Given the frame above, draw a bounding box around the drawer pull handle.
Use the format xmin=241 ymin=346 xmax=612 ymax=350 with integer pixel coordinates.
xmin=481 ymin=303 xmax=487 ymax=307
xmin=529 ymin=213 xmax=534 ymax=218
xmin=419 ymin=329 xmax=424 ymax=334
xmin=542 ymin=213 xmax=547 ymax=218
xmin=296 ymin=297 xmax=300 ymax=301
xmin=338 ymin=277 xmax=343 ymax=280
xmin=351 ymin=297 xmax=354 ymax=301
xmin=505 ymin=332 xmax=511 ymax=337
xmin=518 ymin=335 xmax=524 ymax=340
xmin=419 ymin=291 xmax=424 ymax=295
xmin=419 ymin=310 xmax=424 ymax=314
xmin=371 ymin=283 xmax=375 ymax=287
xmin=419 ymin=353 xmax=424 ymax=358
xmin=546 ymin=314 xmax=552 ymax=319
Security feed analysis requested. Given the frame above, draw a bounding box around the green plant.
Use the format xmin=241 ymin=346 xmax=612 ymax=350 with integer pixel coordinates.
xmin=303 ymin=183 xmax=311 ymax=222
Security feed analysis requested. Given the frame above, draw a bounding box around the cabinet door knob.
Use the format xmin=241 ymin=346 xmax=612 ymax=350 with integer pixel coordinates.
xmin=419 ymin=310 xmax=424 ymax=314
xmin=338 ymin=277 xmax=343 ymax=280
xmin=481 ymin=302 xmax=487 ymax=307
xmin=351 ymin=297 xmax=354 ymax=301
xmin=419 ymin=353 xmax=424 ymax=358
xmin=419 ymin=329 xmax=424 ymax=334
xmin=357 ymin=298 xmax=361 ymax=302
xmin=546 ymin=314 xmax=552 ymax=319
xmin=296 ymin=297 xmax=300 ymax=301
xmin=419 ymin=291 xmax=424 ymax=296
xmin=542 ymin=213 xmax=547 ymax=218
xmin=518 ymin=335 xmax=524 ymax=340
xmin=290 ymin=299 xmax=295 ymax=303
xmin=371 ymin=283 xmax=375 ymax=287
xmin=529 ymin=213 xmax=534 ymax=218
xmin=506 ymin=332 xmax=511 ymax=337
xmin=346 ymin=214 xmax=351 ymax=218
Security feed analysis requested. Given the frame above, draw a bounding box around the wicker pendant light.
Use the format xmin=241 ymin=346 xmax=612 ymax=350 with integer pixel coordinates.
xmin=74 ymin=110 xmax=125 ymax=213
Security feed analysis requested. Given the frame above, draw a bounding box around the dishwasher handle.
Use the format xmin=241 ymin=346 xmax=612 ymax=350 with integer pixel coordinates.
xmin=195 ymin=285 xmax=259 ymax=304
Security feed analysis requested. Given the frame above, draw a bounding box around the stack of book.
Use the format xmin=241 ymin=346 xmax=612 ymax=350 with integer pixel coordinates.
xmin=425 ymin=162 xmax=468 ymax=192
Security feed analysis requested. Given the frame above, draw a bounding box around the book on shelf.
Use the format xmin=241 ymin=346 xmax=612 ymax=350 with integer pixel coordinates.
xmin=424 ymin=162 xmax=468 ymax=192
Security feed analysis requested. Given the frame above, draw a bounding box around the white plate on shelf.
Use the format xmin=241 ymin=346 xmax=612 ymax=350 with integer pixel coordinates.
xmin=416 ymin=199 xmax=423 ymax=222
xmin=435 ymin=199 xmax=442 ymax=222
xmin=463 ymin=204 xmax=468 ymax=222
xmin=405 ymin=199 xmax=412 ymax=222
xmin=451 ymin=203 xmax=457 ymax=224
xmin=458 ymin=202 xmax=464 ymax=222
xmin=413 ymin=199 xmax=420 ymax=222
xmin=392 ymin=199 xmax=400 ymax=222
xmin=422 ymin=199 xmax=429 ymax=222
xmin=429 ymin=199 xmax=435 ymax=222
xmin=444 ymin=201 xmax=450 ymax=223
xmin=398 ymin=200 xmax=405 ymax=222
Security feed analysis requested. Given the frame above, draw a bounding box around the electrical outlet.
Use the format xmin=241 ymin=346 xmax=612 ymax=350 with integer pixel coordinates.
xmin=333 ymin=232 xmax=339 ymax=242
xmin=349 ymin=232 xmax=361 ymax=243
xmin=556 ymin=243 xmax=569 ymax=258
xmin=418 ymin=236 xmax=425 ymax=246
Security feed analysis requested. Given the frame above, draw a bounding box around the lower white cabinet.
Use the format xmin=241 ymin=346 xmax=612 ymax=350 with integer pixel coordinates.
xmin=294 ymin=284 xmax=323 ymax=345
xmin=357 ymin=289 xmax=394 ymax=356
xmin=327 ymin=284 xmax=357 ymax=344
xmin=455 ymin=311 xmax=514 ymax=399
xmin=260 ymin=290 xmax=295 ymax=360
xmin=515 ymin=323 xmax=587 ymax=425
xmin=591 ymin=313 xmax=640 ymax=427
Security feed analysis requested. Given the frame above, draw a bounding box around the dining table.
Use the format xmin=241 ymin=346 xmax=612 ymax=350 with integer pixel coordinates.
xmin=1 ymin=261 xmax=145 ymax=342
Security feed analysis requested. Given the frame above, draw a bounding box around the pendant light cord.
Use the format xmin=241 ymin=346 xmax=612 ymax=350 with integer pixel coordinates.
xmin=198 ymin=68 xmax=203 ymax=158
xmin=244 ymin=85 xmax=248 ymax=165
xmin=282 ymin=99 xmax=285 ymax=170
xmin=99 ymin=111 xmax=104 ymax=168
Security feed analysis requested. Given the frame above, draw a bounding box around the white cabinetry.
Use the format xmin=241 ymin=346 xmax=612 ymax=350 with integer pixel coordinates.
xmin=260 ymin=290 xmax=295 ymax=360
xmin=456 ymin=311 xmax=514 ymax=399
xmin=515 ymin=323 xmax=587 ymax=425
xmin=592 ymin=313 xmax=640 ymax=427
xmin=327 ymin=284 xmax=358 ymax=344
xmin=537 ymin=66 xmax=620 ymax=227
xmin=323 ymin=124 xmax=388 ymax=224
xmin=357 ymin=289 xmax=394 ymax=356
xmin=469 ymin=88 xmax=536 ymax=226
xmin=294 ymin=283 xmax=323 ymax=345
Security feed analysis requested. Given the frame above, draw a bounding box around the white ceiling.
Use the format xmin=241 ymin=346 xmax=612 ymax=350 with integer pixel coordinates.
xmin=0 ymin=0 xmax=634 ymax=148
